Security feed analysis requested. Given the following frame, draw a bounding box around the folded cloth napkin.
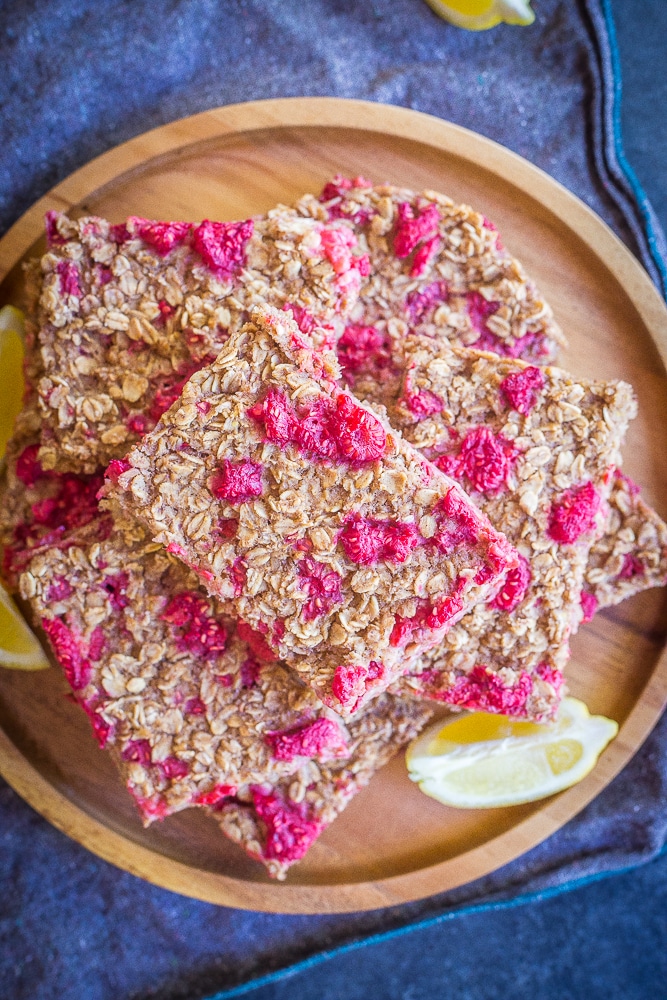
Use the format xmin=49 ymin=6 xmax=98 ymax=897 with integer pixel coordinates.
xmin=0 ymin=1 xmax=665 ymax=999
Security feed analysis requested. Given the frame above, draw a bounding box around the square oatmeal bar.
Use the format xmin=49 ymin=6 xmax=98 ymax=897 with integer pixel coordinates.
xmin=293 ymin=177 xmax=566 ymax=364
xmin=33 ymin=208 xmax=367 ymax=474
xmin=581 ymin=469 xmax=667 ymax=617
xmin=102 ymin=305 xmax=518 ymax=718
xmin=354 ymin=334 xmax=636 ymax=720
xmin=20 ymin=517 xmax=425 ymax=824
xmin=211 ymin=692 xmax=432 ymax=880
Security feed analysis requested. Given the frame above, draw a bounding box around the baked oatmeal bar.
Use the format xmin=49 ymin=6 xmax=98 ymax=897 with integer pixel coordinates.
xmin=102 ymin=305 xmax=518 ymax=718
xmin=33 ymin=207 xmax=368 ymax=474
xmin=581 ymin=469 xmax=667 ymax=618
xmin=212 ymin=693 xmax=432 ymax=880
xmin=293 ymin=176 xmax=566 ymax=365
xmin=20 ymin=517 xmax=418 ymax=824
xmin=355 ymin=334 xmax=636 ymax=720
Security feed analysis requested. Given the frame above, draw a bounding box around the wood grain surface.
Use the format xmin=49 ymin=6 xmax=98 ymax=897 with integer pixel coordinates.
xmin=0 ymin=98 xmax=666 ymax=914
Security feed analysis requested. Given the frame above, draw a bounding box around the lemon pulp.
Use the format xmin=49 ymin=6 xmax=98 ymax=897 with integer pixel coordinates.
xmin=406 ymin=697 xmax=618 ymax=808
xmin=0 ymin=583 xmax=50 ymax=671
xmin=0 ymin=305 xmax=26 ymax=460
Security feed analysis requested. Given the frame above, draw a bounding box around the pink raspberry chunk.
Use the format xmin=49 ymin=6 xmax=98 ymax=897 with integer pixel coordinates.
xmin=250 ymin=787 xmax=324 ymax=863
xmin=298 ymin=556 xmax=343 ymax=621
xmin=444 ymin=664 xmax=534 ymax=716
xmin=405 ymin=280 xmax=449 ymax=322
xmin=548 ymin=481 xmax=601 ymax=544
xmin=41 ymin=618 xmax=92 ymax=691
xmin=266 ymin=717 xmax=349 ymax=763
xmin=402 ymin=389 xmax=443 ymax=420
xmin=394 ymin=202 xmax=440 ymax=258
xmin=490 ymin=555 xmax=532 ymax=613
xmin=209 ymin=459 xmax=263 ymax=503
xmin=338 ymin=514 xmax=421 ymax=566
xmin=331 ymin=661 xmax=385 ymax=712
xmin=580 ymin=590 xmax=598 ymax=623
xmin=192 ymin=218 xmax=254 ymax=276
xmin=160 ymin=590 xmax=228 ymax=661
xmin=438 ymin=426 xmax=517 ymax=495
xmin=129 ymin=217 xmax=191 ymax=255
xmin=500 ymin=366 xmax=546 ymax=415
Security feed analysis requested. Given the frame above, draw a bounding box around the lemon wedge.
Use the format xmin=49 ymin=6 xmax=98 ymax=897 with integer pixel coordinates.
xmin=0 ymin=304 xmax=26 ymax=461
xmin=425 ymin=0 xmax=535 ymax=31
xmin=406 ymin=697 xmax=617 ymax=808
xmin=0 ymin=580 xmax=50 ymax=671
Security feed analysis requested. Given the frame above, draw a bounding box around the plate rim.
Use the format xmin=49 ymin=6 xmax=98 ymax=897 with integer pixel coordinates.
xmin=1 ymin=96 xmax=666 ymax=914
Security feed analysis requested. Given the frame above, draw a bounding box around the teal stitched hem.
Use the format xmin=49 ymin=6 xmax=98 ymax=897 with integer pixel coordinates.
xmin=203 ymin=846 xmax=667 ymax=999
xmin=601 ymin=0 xmax=667 ymax=298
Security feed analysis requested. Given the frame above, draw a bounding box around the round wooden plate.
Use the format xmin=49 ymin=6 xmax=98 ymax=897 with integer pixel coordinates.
xmin=1 ymin=98 xmax=666 ymax=914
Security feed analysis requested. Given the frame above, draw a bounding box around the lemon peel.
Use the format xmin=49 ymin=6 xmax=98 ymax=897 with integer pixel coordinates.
xmin=0 ymin=580 xmax=50 ymax=671
xmin=406 ymin=697 xmax=617 ymax=808
xmin=425 ymin=0 xmax=535 ymax=31
xmin=0 ymin=304 xmax=26 ymax=461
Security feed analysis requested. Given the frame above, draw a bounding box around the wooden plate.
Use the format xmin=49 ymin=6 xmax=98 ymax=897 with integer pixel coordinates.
xmin=1 ymin=98 xmax=666 ymax=914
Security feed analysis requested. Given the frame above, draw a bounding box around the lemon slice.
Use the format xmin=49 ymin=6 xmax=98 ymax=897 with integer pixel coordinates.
xmin=0 ymin=304 xmax=26 ymax=461
xmin=406 ymin=697 xmax=617 ymax=808
xmin=425 ymin=0 xmax=535 ymax=31
xmin=0 ymin=580 xmax=50 ymax=671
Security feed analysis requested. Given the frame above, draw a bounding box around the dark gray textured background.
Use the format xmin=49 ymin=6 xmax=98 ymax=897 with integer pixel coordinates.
xmin=1 ymin=2 xmax=666 ymax=999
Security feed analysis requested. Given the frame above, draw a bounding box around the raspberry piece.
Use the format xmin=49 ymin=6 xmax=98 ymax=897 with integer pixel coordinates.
xmin=445 ymin=665 xmax=534 ymax=716
xmin=405 ymin=280 xmax=449 ymax=322
xmin=294 ymin=398 xmax=339 ymax=461
xmin=337 ymin=325 xmax=392 ymax=381
xmin=44 ymin=210 xmax=67 ymax=247
xmin=548 ymin=481 xmax=601 ymax=544
xmin=390 ymin=584 xmax=466 ymax=646
xmin=16 ymin=444 xmax=46 ymax=487
xmin=338 ymin=515 xmax=421 ymax=566
xmin=109 ymin=222 xmax=130 ymax=244
xmin=455 ymin=426 xmax=517 ymax=495
xmin=230 ymin=557 xmax=247 ymax=597
xmin=619 ymin=553 xmax=644 ymax=579
xmin=160 ymin=591 xmax=227 ymax=661
xmin=248 ymin=388 xmax=299 ymax=446
xmin=80 ymin=700 xmax=113 ymax=748
xmin=536 ymin=662 xmax=565 ymax=694
xmin=580 ymin=590 xmax=598 ymax=623
xmin=394 ymin=202 xmax=440 ymax=258
xmin=500 ymin=366 xmax=546 ymax=415
xmin=283 ymin=303 xmax=316 ymax=335
xmin=192 ymin=218 xmax=253 ymax=276
xmin=195 ymin=783 xmax=236 ymax=807
xmin=156 ymin=757 xmax=189 ymax=780
xmin=491 ymin=555 xmax=532 ymax=613
xmin=430 ymin=487 xmax=481 ymax=552
xmin=87 ymin=626 xmax=106 ymax=662
xmin=214 ymin=517 xmax=238 ymax=541
xmin=331 ymin=662 xmax=383 ymax=712
xmin=319 ymin=176 xmax=374 ymax=223
xmin=185 ymin=697 xmax=206 ymax=715
xmin=298 ymin=556 xmax=343 ymax=621
xmin=46 ymin=576 xmax=74 ymax=603
xmin=122 ymin=739 xmax=152 ymax=765
xmin=56 ymin=260 xmax=81 ymax=298
xmin=237 ymin=621 xmax=278 ymax=663
xmin=102 ymin=572 xmax=129 ymax=612
xmin=266 ymin=717 xmax=348 ymax=762
xmin=155 ymin=300 xmax=176 ymax=326
xmin=129 ymin=217 xmax=191 ymax=255
xmin=410 ymin=235 xmax=441 ymax=277
xmin=466 ymin=290 xmax=500 ymax=336
xmin=105 ymin=458 xmax=131 ymax=484
xmin=402 ymin=389 xmax=443 ymax=420
xmin=333 ymin=394 xmax=386 ymax=463
xmin=209 ymin=459 xmax=263 ymax=503
xmin=41 ymin=618 xmax=91 ymax=691
xmin=250 ymin=788 xmax=324 ymax=863
xmin=240 ymin=656 xmax=261 ymax=688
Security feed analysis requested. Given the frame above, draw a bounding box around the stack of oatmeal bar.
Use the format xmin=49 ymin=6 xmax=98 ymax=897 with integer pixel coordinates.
xmin=2 ymin=178 xmax=665 ymax=879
